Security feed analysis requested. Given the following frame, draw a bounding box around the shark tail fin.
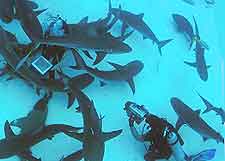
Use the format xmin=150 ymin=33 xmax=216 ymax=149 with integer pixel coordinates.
xmin=158 ymin=39 xmax=173 ymax=55
xmin=189 ymin=149 xmax=216 ymax=161
xmin=70 ymin=49 xmax=87 ymax=70
xmin=102 ymin=129 xmax=123 ymax=142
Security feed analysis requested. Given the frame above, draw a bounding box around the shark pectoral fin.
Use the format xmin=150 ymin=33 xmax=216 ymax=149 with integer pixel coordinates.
xmin=10 ymin=117 xmax=27 ymax=129
xmin=107 ymin=61 xmax=123 ymax=70
xmin=195 ymin=109 xmax=201 ymax=115
xmin=184 ymin=61 xmax=197 ymax=68
xmin=4 ymin=120 xmax=16 ymax=138
xmin=175 ymin=117 xmax=185 ymax=131
xmin=67 ymin=92 xmax=76 ymax=109
xmin=100 ymin=80 xmax=107 ymax=87
xmin=137 ymin=13 xmax=144 ymax=19
xmin=78 ymin=16 xmax=89 ymax=25
xmin=65 ymin=131 xmax=85 ymax=142
xmin=121 ymin=23 xmax=129 ymax=36
xmin=127 ymin=78 xmax=135 ymax=94
xmin=18 ymin=151 xmax=41 ymax=161
xmin=93 ymin=52 xmax=107 ymax=65
xmin=102 ymin=129 xmax=123 ymax=142
xmin=61 ymin=149 xmax=84 ymax=161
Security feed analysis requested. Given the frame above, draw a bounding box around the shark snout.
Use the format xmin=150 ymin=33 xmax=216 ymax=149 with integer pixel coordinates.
xmin=116 ymin=43 xmax=132 ymax=53
xmin=170 ymin=97 xmax=182 ymax=111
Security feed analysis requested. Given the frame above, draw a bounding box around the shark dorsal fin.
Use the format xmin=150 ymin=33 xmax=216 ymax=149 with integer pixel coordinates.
xmin=102 ymin=129 xmax=122 ymax=142
xmin=4 ymin=120 xmax=16 ymax=138
xmin=78 ymin=16 xmax=89 ymax=25
xmin=137 ymin=13 xmax=144 ymax=19
xmin=195 ymin=109 xmax=201 ymax=115
xmin=107 ymin=61 xmax=123 ymax=70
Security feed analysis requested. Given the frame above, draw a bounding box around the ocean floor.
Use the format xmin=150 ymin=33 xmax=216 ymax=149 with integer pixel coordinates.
xmin=0 ymin=0 xmax=224 ymax=161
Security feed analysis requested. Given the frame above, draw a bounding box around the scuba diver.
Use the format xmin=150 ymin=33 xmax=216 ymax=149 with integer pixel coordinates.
xmin=124 ymin=101 xmax=184 ymax=161
xmin=124 ymin=101 xmax=217 ymax=161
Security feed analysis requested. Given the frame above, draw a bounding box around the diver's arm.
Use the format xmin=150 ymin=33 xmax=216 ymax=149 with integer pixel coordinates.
xmin=129 ymin=117 xmax=145 ymax=142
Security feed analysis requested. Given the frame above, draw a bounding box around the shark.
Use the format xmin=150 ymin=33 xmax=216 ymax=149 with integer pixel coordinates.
xmin=173 ymin=14 xmax=209 ymax=50
xmin=0 ymin=0 xmax=40 ymax=23
xmin=170 ymin=97 xmax=224 ymax=144
xmin=0 ymin=120 xmax=81 ymax=160
xmin=14 ymin=0 xmax=47 ymax=40
xmin=62 ymin=89 xmax=123 ymax=161
xmin=32 ymin=29 xmax=132 ymax=55
xmin=67 ymin=15 xmax=132 ymax=65
xmin=9 ymin=94 xmax=50 ymax=161
xmin=10 ymin=94 xmax=51 ymax=135
xmin=0 ymin=26 xmax=94 ymax=108
xmin=197 ymin=92 xmax=225 ymax=125
xmin=108 ymin=0 xmax=172 ymax=55
xmin=184 ymin=17 xmax=210 ymax=81
xmin=28 ymin=14 xmax=132 ymax=55
xmin=184 ymin=41 xmax=210 ymax=81
xmin=70 ymin=49 xmax=144 ymax=94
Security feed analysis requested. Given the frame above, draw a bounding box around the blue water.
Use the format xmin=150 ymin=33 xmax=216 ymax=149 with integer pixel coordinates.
xmin=0 ymin=0 xmax=224 ymax=161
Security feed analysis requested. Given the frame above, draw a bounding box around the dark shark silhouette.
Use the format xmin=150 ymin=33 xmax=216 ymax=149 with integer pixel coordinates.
xmin=14 ymin=0 xmax=46 ymax=40
xmin=170 ymin=97 xmax=224 ymax=144
xmin=62 ymin=90 xmax=122 ymax=161
xmin=9 ymin=94 xmax=50 ymax=161
xmin=108 ymin=0 xmax=172 ymax=55
xmin=67 ymin=15 xmax=132 ymax=65
xmin=10 ymin=94 xmax=50 ymax=134
xmin=184 ymin=17 xmax=210 ymax=81
xmin=0 ymin=121 xmax=81 ymax=160
xmin=71 ymin=49 xmax=144 ymax=94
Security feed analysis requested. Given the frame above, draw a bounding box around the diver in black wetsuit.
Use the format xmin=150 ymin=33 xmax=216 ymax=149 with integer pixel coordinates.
xmin=124 ymin=101 xmax=184 ymax=161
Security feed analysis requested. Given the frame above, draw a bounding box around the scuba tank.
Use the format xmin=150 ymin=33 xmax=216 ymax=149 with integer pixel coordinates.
xmin=167 ymin=131 xmax=186 ymax=161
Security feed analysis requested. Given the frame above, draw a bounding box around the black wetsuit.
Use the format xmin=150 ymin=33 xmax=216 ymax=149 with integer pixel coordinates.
xmin=143 ymin=114 xmax=183 ymax=161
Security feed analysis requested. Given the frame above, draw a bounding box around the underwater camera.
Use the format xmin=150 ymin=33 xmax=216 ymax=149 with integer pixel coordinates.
xmin=31 ymin=56 xmax=53 ymax=75
xmin=124 ymin=101 xmax=149 ymax=124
